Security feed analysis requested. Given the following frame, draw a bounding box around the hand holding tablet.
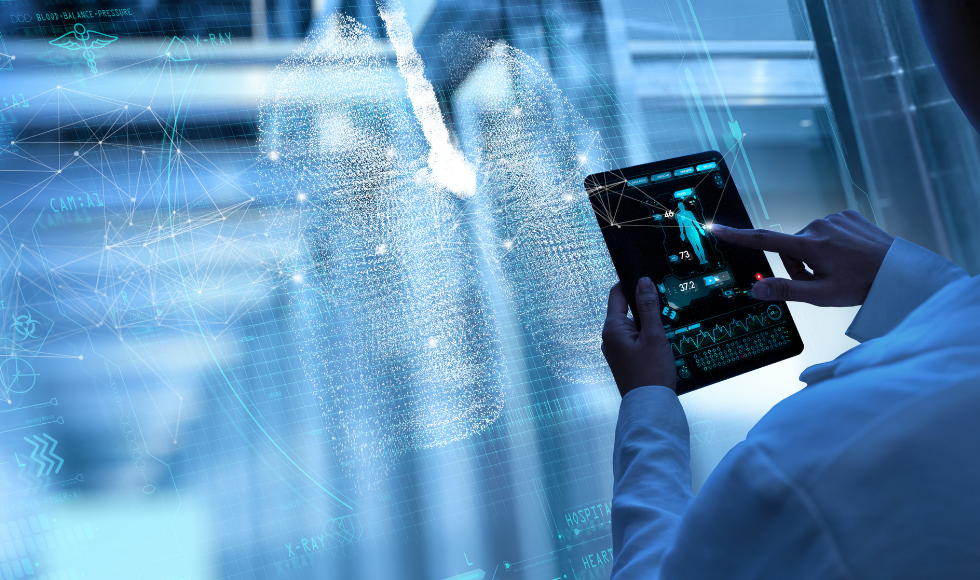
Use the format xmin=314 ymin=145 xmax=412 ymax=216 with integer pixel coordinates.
xmin=587 ymin=151 xmax=804 ymax=394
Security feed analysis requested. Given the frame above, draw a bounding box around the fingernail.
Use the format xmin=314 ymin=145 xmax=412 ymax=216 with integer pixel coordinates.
xmin=712 ymin=224 xmax=732 ymax=234
xmin=637 ymin=277 xmax=654 ymax=292
xmin=753 ymin=282 xmax=770 ymax=300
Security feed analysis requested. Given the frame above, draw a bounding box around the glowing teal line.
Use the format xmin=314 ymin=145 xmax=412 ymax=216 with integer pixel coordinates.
xmin=442 ymin=570 xmax=485 ymax=580
xmin=683 ymin=0 xmax=733 ymax=123
xmin=0 ymin=417 xmax=59 ymax=434
xmin=684 ymin=0 xmax=768 ymax=219
xmin=736 ymin=138 xmax=768 ymax=219
xmin=43 ymin=434 xmax=64 ymax=473
xmin=162 ymin=65 xmax=355 ymax=511
xmin=684 ymin=68 xmax=719 ymax=152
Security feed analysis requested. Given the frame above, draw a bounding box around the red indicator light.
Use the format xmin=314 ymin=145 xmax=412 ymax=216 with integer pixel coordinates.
xmin=755 ymin=273 xmax=764 ymax=281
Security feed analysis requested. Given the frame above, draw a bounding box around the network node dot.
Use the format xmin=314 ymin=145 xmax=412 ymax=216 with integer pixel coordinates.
xmin=74 ymin=151 xmax=79 ymax=156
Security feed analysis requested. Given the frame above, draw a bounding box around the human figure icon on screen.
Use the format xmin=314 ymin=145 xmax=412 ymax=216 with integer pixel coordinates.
xmin=676 ymin=202 xmax=708 ymax=264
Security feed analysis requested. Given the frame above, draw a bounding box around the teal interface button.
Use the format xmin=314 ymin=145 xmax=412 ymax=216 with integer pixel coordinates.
xmin=696 ymin=162 xmax=717 ymax=172
xmin=674 ymin=167 xmax=694 ymax=176
xmin=626 ymin=176 xmax=649 ymax=187
xmin=651 ymin=171 xmax=672 ymax=181
xmin=673 ymin=188 xmax=694 ymax=199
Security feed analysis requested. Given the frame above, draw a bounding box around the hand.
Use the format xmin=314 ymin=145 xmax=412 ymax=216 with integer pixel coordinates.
xmin=602 ymin=278 xmax=677 ymax=397
xmin=711 ymin=210 xmax=894 ymax=307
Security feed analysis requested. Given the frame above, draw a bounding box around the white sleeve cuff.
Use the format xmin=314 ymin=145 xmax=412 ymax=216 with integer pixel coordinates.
xmin=611 ymin=386 xmax=692 ymax=579
xmin=846 ymin=238 xmax=967 ymax=343
xmin=616 ymin=387 xmax=688 ymax=445
xmin=614 ymin=386 xmax=689 ymax=479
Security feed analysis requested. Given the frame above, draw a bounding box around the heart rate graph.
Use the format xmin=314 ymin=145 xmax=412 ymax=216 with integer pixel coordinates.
xmin=670 ymin=308 xmax=779 ymax=356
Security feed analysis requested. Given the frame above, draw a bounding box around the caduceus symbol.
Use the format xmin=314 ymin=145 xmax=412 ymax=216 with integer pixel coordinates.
xmin=49 ymin=23 xmax=118 ymax=74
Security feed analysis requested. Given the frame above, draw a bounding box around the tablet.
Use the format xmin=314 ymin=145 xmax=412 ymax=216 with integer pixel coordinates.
xmin=586 ymin=151 xmax=804 ymax=394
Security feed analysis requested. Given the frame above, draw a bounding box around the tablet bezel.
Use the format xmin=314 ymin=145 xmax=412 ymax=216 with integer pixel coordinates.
xmin=585 ymin=151 xmax=804 ymax=394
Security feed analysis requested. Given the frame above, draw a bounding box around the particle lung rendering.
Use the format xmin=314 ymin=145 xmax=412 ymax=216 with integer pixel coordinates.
xmin=258 ymin=8 xmax=617 ymax=471
xmin=452 ymin=38 xmax=617 ymax=389
xmin=258 ymin=15 xmax=507 ymax=466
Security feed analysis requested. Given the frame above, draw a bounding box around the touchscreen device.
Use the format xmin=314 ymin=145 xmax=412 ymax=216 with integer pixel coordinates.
xmin=585 ymin=151 xmax=804 ymax=394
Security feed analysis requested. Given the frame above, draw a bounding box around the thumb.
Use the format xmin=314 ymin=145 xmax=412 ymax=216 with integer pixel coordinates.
xmin=635 ymin=277 xmax=666 ymax=339
xmin=753 ymin=277 xmax=827 ymax=305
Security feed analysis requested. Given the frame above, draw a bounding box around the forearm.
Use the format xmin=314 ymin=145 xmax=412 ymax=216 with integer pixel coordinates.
xmin=847 ymin=238 xmax=969 ymax=342
xmin=611 ymin=386 xmax=693 ymax=580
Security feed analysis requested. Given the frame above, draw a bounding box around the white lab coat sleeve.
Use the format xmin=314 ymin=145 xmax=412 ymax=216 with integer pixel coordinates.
xmin=845 ymin=238 xmax=968 ymax=343
xmin=656 ymin=442 xmax=851 ymax=580
xmin=611 ymin=398 xmax=852 ymax=580
xmin=610 ymin=386 xmax=692 ymax=580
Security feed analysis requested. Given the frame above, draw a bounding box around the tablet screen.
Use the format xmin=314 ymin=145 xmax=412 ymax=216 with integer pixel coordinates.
xmin=586 ymin=151 xmax=804 ymax=394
